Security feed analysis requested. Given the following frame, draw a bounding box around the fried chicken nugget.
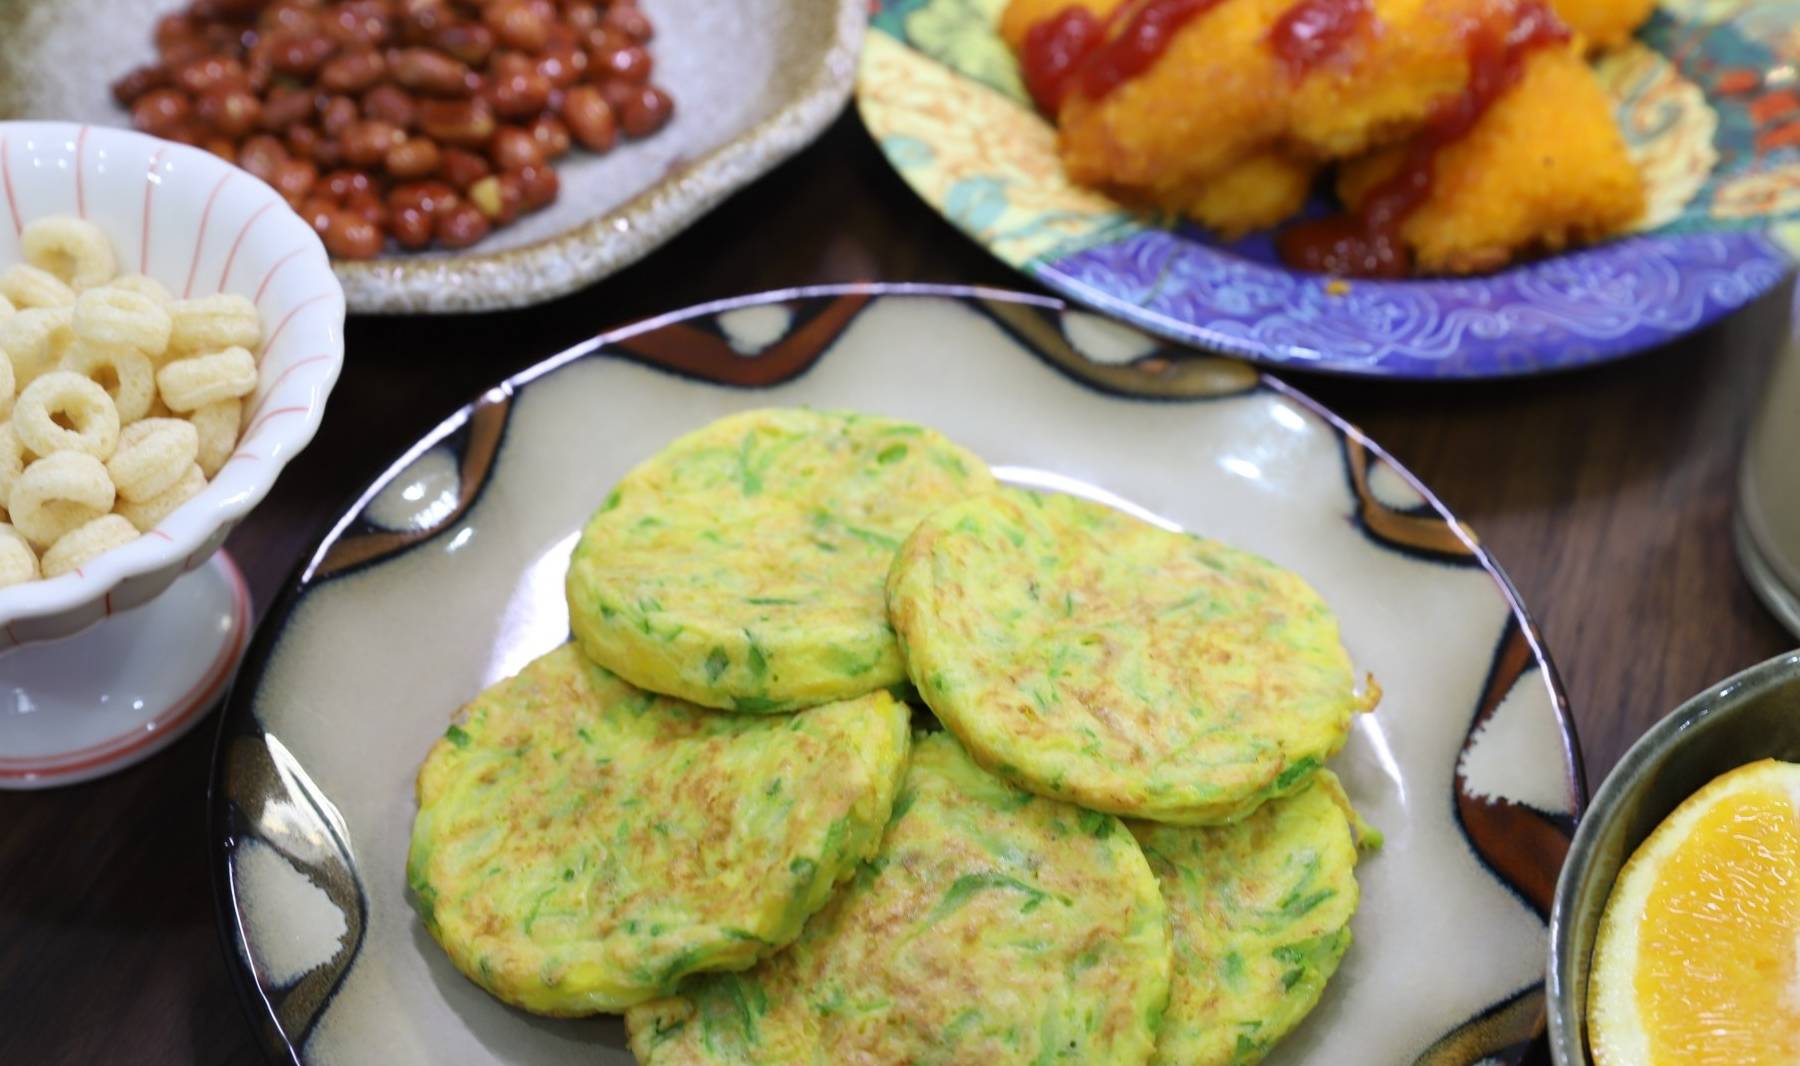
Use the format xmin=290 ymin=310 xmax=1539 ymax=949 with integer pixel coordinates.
xmin=1172 ymin=150 xmax=1321 ymax=236
xmin=1336 ymin=42 xmax=1644 ymax=273
xmin=1005 ymin=0 xmax=1321 ymax=233
xmin=1050 ymin=0 xmax=1525 ymax=187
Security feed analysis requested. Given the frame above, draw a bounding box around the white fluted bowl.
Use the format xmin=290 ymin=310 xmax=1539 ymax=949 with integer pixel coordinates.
xmin=0 ymin=122 xmax=343 ymax=648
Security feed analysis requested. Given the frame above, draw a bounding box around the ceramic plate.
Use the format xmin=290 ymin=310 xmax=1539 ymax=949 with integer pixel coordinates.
xmin=855 ymin=0 xmax=1800 ymax=378
xmin=0 ymin=0 xmax=862 ymax=313
xmin=213 ymin=286 xmax=1583 ymax=1065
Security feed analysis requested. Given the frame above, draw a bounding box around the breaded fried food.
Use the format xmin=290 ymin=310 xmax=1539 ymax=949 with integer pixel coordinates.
xmin=1008 ymin=0 xmax=1536 ymax=235
xmin=1133 ymin=770 xmax=1373 ymax=1066
xmin=626 ymin=732 xmax=1173 ymax=1065
xmin=1004 ymin=0 xmax=1324 ymax=233
xmin=406 ymin=645 xmax=912 ymax=1015
xmin=1337 ymin=42 xmax=1644 ymax=273
xmin=1174 ymin=150 xmax=1321 ymax=237
xmin=887 ymin=488 xmax=1368 ymax=825
xmin=1549 ymin=0 xmax=1654 ymax=50
xmin=565 ymin=408 xmax=993 ymax=713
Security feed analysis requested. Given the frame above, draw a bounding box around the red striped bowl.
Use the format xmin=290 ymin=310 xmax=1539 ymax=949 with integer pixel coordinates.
xmin=0 ymin=122 xmax=344 ymax=647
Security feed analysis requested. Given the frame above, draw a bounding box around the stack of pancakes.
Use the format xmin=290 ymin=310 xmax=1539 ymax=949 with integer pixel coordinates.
xmin=409 ymin=407 xmax=1379 ymax=1065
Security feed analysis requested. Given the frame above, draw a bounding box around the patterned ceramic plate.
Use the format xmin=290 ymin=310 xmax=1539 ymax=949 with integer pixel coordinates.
xmin=0 ymin=0 xmax=863 ymax=313
xmin=855 ymin=0 xmax=1800 ymax=378
xmin=212 ymin=286 xmax=1583 ymax=1065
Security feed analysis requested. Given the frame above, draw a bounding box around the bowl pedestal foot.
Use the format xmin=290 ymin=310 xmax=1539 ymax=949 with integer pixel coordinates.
xmin=0 ymin=552 xmax=251 ymax=789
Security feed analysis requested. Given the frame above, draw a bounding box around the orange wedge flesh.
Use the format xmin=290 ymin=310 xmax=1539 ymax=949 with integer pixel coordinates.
xmin=1590 ymin=759 xmax=1800 ymax=1066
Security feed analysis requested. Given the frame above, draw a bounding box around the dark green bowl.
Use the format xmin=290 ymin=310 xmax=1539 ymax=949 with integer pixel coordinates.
xmin=1547 ymin=649 xmax=1800 ymax=1063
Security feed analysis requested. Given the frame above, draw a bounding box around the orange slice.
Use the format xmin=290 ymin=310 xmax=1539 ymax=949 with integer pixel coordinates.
xmin=1589 ymin=758 xmax=1800 ymax=1065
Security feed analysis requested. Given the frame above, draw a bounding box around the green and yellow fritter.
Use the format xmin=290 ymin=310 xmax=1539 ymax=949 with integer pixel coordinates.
xmin=406 ymin=644 xmax=912 ymax=1016
xmin=1132 ymin=770 xmax=1374 ymax=1066
xmin=566 ymin=408 xmax=994 ymax=713
xmin=887 ymin=488 xmax=1370 ymax=825
xmin=625 ymin=732 xmax=1173 ymax=1064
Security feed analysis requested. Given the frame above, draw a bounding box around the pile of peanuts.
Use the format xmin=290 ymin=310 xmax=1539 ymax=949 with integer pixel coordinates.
xmin=113 ymin=0 xmax=674 ymax=259
xmin=0 ymin=217 xmax=260 ymax=588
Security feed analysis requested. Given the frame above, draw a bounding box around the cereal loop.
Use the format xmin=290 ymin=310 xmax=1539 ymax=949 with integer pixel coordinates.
xmin=0 ymin=292 xmax=15 ymax=317
xmin=0 ymin=426 xmax=27 ymax=511
xmin=46 ymin=311 xmax=78 ymax=365
xmin=14 ymin=371 xmax=121 ymax=459
xmin=22 ymin=217 xmax=117 ymax=291
xmin=0 ymin=352 xmax=11 ymax=423
xmin=41 ymin=514 xmax=138 ymax=578
xmin=157 ymin=346 xmax=257 ymax=412
xmin=117 ymin=463 xmax=204 ymax=532
xmin=0 ymin=263 xmax=76 ymax=309
xmin=74 ymin=286 xmax=172 ymax=356
xmin=168 ymin=294 xmax=261 ymax=355
xmin=0 ymin=307 xmax=70 ymax=389
xmin=0 ymin=523 xmax=37 ymax=587
xmin=190 ymin=399 xmax=241 ymax=477
xmin=108 ymin=418 xmax=198 ymax=502
xmin=62 ymin=341 xmax=156 ymax=424
xmin=108 ymin=274 xmax=172 ymax=304
xmin=9 ymin=451 xmax=115 ymax=548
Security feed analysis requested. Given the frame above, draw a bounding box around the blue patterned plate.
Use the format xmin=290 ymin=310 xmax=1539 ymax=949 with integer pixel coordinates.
xmin=856 ymin=0 xmax=1799 ymax=378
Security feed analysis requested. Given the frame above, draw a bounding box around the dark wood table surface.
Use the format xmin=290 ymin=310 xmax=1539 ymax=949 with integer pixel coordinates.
xmin=2 ymin=109 xmax=1795 ymax=1063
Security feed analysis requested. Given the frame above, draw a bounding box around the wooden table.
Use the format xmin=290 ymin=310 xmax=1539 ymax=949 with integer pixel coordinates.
xmin=1 ymin=111 xmax=1794 ymax=1064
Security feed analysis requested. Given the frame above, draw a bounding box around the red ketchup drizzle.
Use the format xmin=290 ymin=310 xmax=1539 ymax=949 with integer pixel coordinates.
xmin=1021 ymin=0 xmax=1226 ymax=113
xmin=1022 ymin=8 xmax=1107 ymax=112
xmin=1276 ymin=0 xmax=1570 ymax=277
xmin=1268 ymin=0 xmax=1373 ymax=77
xmin=1079 ymin=0 xmax=1224 ymax=97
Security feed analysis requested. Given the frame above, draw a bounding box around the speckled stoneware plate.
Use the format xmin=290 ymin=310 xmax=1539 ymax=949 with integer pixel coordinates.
xmin=212 ymin=286 xmax=1583 ymax=1065
xmin=855 ymin=0 xmax=1800 ymax=378
xmin=0 ymin=0 xmax=863 ymax=313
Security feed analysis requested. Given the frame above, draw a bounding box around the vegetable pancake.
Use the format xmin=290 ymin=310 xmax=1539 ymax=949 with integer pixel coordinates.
xmin=887 ymin=488 xmax=1369 ymax=825
xmin=407 ymin=644 xmax=912 ymax=1016
xmin=566 ymin=408 xmax=994 ymax=713
xmin=1132 ymin=770 xmax=1374 ymax=1066
xmin=625 ymin=732 xmax=1173 ymax=1064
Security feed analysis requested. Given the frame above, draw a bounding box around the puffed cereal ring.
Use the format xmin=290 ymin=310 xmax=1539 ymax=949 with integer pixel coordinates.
xmin=22 ymin=217 xmax=117 ymax=291
xmin=108 ymin=274 xmax=172 ymax=304
xmin=167 ymin=294 xmax=261 ymax=355
xmin=189 ymin=399 xmax=241 ymax=477
xmin=9 ymin=451 xmax=115 ymax=548
xmin=62 ymin=341 xmax=156 ymax=425
xmin=74 ymin=286 xmax=172 ymax=357
xmin=14 ymin=371 xmax=121 ymax=459
xmin=0 ymin=351 xmax=11 ymax=423
xmin=0 ymin=292 xmax=15 ymax=317
xmin=0 ymin=264 xmax=76 ymax=309
xmin=46 ymin=311 xmax=77 ymax=363
xmin=0 ymin=426 xmax=28 ymax=512
xmin=0 ymin=523 xmax=37 ymax=587
xmin=116 ymin=462 xmax=204 ymax=532
xmin=107 ymin=418 xmax=198 ymax=502
xmin=41 ymin=514 xmax=138 ymax=578
xmin=156 ymin=347 xmax=257 ymax=412
xmin=0 ymin=307 xmax=69 ymax=389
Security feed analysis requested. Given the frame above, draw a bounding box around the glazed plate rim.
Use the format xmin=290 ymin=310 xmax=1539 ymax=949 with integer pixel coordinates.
xmin=208 ymin=282 xmax=1587 ymax=1064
